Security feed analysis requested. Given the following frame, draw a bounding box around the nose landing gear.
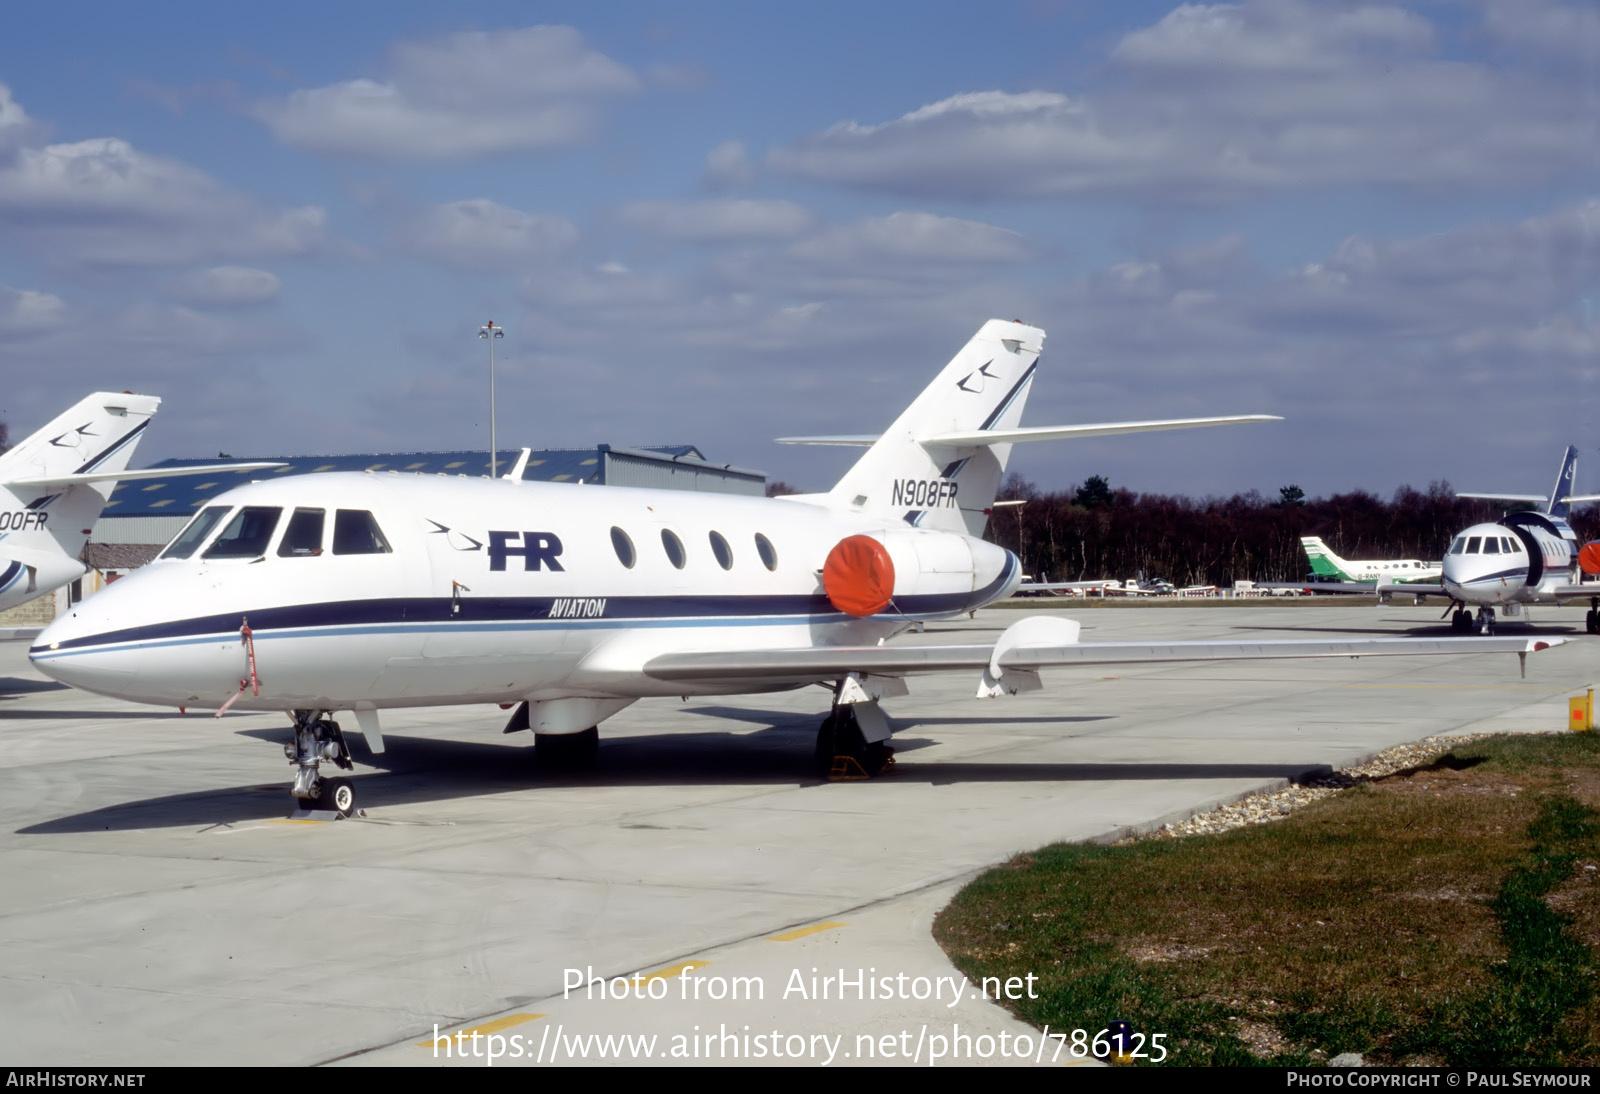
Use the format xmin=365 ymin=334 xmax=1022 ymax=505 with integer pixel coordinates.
xmin=286 ymin=709 xmax=356 ymax=816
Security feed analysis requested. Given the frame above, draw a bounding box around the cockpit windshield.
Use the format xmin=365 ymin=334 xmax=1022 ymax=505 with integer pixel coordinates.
xmin=203 ymin=506 xmax=283 ymax=559
xmin=161 ymin=506 xmax=232 ymax=560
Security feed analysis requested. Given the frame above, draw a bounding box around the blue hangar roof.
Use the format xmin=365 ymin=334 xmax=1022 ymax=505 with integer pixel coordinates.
xmin=103 ymin=445 xmax=765 ymax=518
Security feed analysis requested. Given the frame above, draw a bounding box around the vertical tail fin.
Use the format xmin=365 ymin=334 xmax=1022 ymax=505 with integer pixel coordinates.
xmin=1548 ymin=444 xmax=1579 ymax=518
xmin=0 ymin=393 xmax=162 ymax=582
xmin=822 ymin=320 xmax=1045 ymax=536
xmin=1300 ymin=536 xmax=1350 ymax=580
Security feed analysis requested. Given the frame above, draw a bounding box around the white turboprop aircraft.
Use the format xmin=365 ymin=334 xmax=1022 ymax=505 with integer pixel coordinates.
xmin=29 ymin=321 xmax=1561 ymax=815
xmin=1379 ymin=446 xmax=1600 ymax=634
xmin=0 ymin=392 xmax=278 ymax=624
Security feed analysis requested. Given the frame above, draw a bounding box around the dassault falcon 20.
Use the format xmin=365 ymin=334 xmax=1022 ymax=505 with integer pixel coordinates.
xmin=1379 ymin=446 xmax=1600 ymax=634
xmin=29 ymin=321 xmax=1560 ymax=815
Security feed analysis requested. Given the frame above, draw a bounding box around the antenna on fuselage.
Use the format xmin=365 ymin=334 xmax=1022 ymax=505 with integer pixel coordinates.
xmin=504 ymin=447 xmax=531 ymax=482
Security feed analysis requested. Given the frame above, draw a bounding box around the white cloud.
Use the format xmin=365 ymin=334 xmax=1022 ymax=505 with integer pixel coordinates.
xmin=787 ymin=211 xmax=1034 ymax=265
xmin=1480 ymin=0 xmax=1600 ymax=66
xmin=159 ymin=266 xmax=282 ymax=308
xmin=616 ymin=199 xmax=813 ymax=242
xmin=0 ymin=286 xmax=65 ymax=341
xmin=703 ymin=139 xmax=758 ymax=190
xmin=0 ymin=134 xmax=327 ymax=269
xmin=769 ymin=0 xmax=1592 ymax=203
xmin=393 ymin=199 xmax=579 ymax=273
xmin=257 ymin=25 xmax=639 ymax=161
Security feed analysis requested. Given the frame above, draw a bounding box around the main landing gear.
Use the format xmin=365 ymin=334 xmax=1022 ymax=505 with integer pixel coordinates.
xmin=534 ymin=726 xmax=599 ymax=767
xmin=1587 ymin=598 xmax=1600 ymax=635
xmin=814 ymin=706 xmax=894 ymax=779
xmin=286 ymin=709 xmax=356 ymax=816
xmin=1449 ymin=606 xmax=1497 ymax=635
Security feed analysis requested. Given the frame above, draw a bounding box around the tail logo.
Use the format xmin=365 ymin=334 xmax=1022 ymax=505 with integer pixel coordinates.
xmin=956 ymin=361 xmax=1000 ymax=394
xmin=48 ymin=423 xmax=96 ymax=448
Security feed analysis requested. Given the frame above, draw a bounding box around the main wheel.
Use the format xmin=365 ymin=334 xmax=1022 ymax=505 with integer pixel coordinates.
xmin=315 ymin=776 xmax=355 ymax=816
xmin=813 ymin=713 xmax=841 ymax=777
xmin=535 ymin=727 xmax=599 ymax=766
xmin=815 ymin=709 xmax=893 ymax=778
xmin=1587 ymin=610 xmax=1597 ymax=635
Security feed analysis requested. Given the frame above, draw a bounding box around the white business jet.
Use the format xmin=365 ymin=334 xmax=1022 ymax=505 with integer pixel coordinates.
xmin=28 ymin=321 xmax=1560 ymax=815
xmin=1378 ymin=446 xmax=1600 ymax=633
xmin=0 ymin=392 xmax=277 ymax=626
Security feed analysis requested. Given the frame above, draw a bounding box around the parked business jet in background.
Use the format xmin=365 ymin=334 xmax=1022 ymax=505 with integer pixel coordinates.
xmin=1378 ymin=445 xmax=1600 ymax=633
xmin=29 ymin=322 xmax=1560 ymax=815
xmin=0 ymin=393 xmax=277 ymax=623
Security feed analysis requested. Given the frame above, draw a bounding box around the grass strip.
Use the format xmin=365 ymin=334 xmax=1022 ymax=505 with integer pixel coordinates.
xmin=933 ymin=733 xmax=1600 ymax=1066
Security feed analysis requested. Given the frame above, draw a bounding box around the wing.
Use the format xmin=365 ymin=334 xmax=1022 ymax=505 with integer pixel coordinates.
xmin=1376 ymin=581 xmax=1445 ymax=597
xmin=643 ymin=616 xmax=1561 ymax=694
xmin=1250 ymin=581 xmax=1376 ymax=595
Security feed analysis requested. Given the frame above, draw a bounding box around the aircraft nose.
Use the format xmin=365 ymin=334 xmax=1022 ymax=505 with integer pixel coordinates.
xmin=29 ymin=627 xmax=138 ymax=696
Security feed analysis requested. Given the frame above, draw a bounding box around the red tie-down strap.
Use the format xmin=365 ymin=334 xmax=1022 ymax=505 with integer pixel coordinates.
xmin=215 ymin=617 xmax=261 ymax=718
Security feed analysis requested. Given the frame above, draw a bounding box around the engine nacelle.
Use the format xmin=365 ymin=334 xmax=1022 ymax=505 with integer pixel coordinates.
xmin=821 ymin=529 xmax=1018 ymax=618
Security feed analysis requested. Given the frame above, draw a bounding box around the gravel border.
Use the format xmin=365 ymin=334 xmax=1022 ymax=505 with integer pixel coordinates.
xmin=1128 ymin=732 xmax=1535 ymax=841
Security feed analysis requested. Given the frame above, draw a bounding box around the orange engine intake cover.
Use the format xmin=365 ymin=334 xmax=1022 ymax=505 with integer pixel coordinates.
xmin=823 ymin=535 xmax=896 ymax=617
xmin=1580 ymin=542 xmax=1600 ymax=576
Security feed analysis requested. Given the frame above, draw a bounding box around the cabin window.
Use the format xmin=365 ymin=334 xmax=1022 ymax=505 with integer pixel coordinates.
xmin=709 ymin=531 xmax=733 ymax=570
xmin=661 ymin=529 xmax=686 ymax=569
xmin=162 ymin=506 xmax=231 ymax=559
xmin=333 ymin=509 xmax=392 ymax=555
xmin=204 ymin=506 xmax=284 ymax=559
xmin=755 ymin=533 xmax=778 ymax=571
xmin=1465 ymin=536 xmax=1482 ymax=554
xmin=277 ymin=508 xmax=325 ymax=557
xmin=611 ymin=527 xmax=636 ymax=569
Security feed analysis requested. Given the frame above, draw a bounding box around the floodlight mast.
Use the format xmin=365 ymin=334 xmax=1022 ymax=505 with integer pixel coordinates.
xmin=479 ymin=320 xmax=505 ymax=477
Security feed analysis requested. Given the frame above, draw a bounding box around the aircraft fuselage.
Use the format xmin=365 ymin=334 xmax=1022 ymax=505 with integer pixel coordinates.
xmin=30 ymin=472 xmax=1020 ymax=712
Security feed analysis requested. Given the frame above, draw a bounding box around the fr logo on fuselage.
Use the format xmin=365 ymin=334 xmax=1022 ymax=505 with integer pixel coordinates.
xmin=488 ymin=531 xmax=565 ymax=572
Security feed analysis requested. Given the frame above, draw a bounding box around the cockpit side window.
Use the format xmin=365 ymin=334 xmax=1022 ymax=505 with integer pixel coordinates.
xmin=1465 ymin=536 xmax=1482 ymax=554
xmin=1448 ymin=536 xmax=1466 ymax=555
xmin=333 ymin=509 xmax=392 ymax=555
xmin=161 ymin=506 xmax=231 ymax=560
xmin=204 ymin=506 xmax=284 ymax=559
xmin=277 ymin=508 xmax=326 ymax=557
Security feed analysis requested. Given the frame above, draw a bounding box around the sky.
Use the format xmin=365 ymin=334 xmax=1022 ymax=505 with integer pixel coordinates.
xmin=0 ymin=0 xmax=1596 ymax=500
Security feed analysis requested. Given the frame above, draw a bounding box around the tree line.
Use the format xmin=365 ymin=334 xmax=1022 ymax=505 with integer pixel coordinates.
xmin=987 ymin=475 xmax=1600 ymax=587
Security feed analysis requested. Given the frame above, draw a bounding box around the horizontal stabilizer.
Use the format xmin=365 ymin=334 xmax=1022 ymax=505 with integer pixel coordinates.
xmin=8 ymin=462 xmax=285 ymax=491
xmin=777 ymin=415 xmax=1282 ymax=449
xmin=1457 ymin=493 xmax=1548 ymax=503
xmin=1559 ymin=495 xmax=1600 ymax=505
xmin=921 ymin=414 xmax=1282 ymax=448
xmin=775 ymin=435 xmax=879 ymax=447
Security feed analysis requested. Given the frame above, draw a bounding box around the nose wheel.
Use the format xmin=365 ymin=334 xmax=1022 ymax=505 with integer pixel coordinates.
xmin=286 ymin=710 xmax=356 ymax=816
xmin=1477 ymin=607 xmax=1497 ymax=636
